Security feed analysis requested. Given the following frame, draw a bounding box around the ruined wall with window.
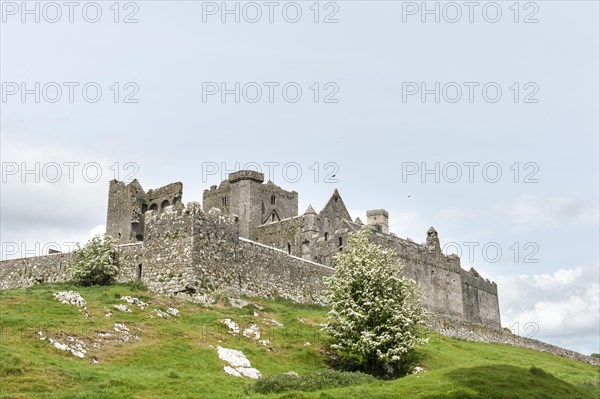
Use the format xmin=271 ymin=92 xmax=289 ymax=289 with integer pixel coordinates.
xmin=255 ymin=215 xmax=305 ymax=257
xmin=147 ymin=182 xmax=183 ymax=213
xmin=106 ymin=179 xmax=147 ymax=244
xmin=106 ymin=179 xmax=182 ymax=244
xmin=203 ymin=170 xmax=297 ymax=240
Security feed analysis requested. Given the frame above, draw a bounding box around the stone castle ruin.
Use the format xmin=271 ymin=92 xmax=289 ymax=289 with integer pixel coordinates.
xmin=0 ymin=170 xmax=501 ymax=328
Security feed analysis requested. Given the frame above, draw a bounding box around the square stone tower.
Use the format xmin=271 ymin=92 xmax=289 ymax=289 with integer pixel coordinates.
xmin=366 ymin=209 xmax=389 ymax=234
xmin=203 ymin=170 xmax=298 ymax=240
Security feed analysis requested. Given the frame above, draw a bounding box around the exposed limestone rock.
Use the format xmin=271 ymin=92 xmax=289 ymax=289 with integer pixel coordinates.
xmin=217 ymin=346 xmax=251 ymax=368
xmin=120 ymin=296 xmax=149 ymax=309
xmin=38 ymin=331 xmax=87 ymax=358
xmin=229 ymin=298 xmax=250 ymax=308
xmin=270 ymin=319 xmax=284 ymax=328
xmin=217 ymin=346 xmax=261 ymax=379
xmin=220 ymin=319 xmax=240 ymax=335
xmin=37 ymin=321 xmax=140 ymax=363
xmin=114 ymin=304 xmax=132 ymax=313
xmin=151 ymin=309 xmax=171 ymax=318
xmin=53 ymin=291 xmax=87 ymax=308
xmin=167 ymin=307 xmax=180 ymax=317
xmin=242 ymin=323 xmax=260 ymax=340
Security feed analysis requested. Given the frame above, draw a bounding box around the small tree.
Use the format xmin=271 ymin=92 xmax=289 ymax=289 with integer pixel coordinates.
xmin=323 ymin=229 xmax=427 ymax=376
xmin=70 ymin=234 xmax=120 ymax=286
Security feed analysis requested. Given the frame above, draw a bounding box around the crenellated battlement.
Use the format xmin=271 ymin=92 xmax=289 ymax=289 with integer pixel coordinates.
xmin=228 ymin=170 xmax=265 ymax=183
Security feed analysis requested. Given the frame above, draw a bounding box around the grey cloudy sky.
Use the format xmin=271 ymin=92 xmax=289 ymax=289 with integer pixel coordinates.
xmin=1 ymin=1 xmax=598 ymax=354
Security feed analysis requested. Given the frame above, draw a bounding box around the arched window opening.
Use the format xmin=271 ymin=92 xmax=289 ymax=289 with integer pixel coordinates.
xmin=136 ymin=234 xmax=144 ymax=242
xmin=271 ymin=194 xmax=276 ymax=205
xmin=142 ymin=204 xmax=148 ymax=213
xmin=287 ymin=243 xmax=291 ymax=254
xmin=338 ymin=237 xmax=343 ymax=247
xmin=324 ymin=232 xmax=329 ymax=241
xmin=137 ymin=264 xmax=143 ymax=280
xmin=161 ymin=200 xmax=170 ymax=210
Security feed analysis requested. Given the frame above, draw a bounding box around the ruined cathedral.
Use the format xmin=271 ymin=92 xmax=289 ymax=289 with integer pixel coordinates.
xmin=0 ymin=170 xmax=500 ymax=328
xmin=103 ymin=170 xmax=501 ymax=328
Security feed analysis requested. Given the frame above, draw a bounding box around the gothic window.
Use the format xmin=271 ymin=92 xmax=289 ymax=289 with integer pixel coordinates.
xmin=149 ymin=203 xmax=158 ymax=212
xmin=271 ymin=194 xmax=276 ymax=205
xmin=161 ymin=200 xmax=170 ymax=210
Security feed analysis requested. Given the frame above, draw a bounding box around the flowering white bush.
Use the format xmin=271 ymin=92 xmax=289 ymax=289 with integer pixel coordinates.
xmin=70 ymin=234 xmax=119 ymax=286
xmin=323 ymin=229 xmax=427 ymax=375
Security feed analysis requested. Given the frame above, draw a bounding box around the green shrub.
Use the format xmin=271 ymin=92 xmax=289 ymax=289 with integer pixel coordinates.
xmin=529 ymin=366 xmax=548 ymax=378
xmin=70 ymin=234 xmax=119 ymax=286
xmin=254 ymin=369 xmax=375 ymax=394
xmin=127 ymin=280 xmax=148 ymax=292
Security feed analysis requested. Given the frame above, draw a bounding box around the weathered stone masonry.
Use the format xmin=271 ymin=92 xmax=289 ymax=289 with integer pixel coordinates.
xmin=1 ymin=170 xmax=501 ymax=328
xmin=0 ymin=245 xmax=142 ymax=290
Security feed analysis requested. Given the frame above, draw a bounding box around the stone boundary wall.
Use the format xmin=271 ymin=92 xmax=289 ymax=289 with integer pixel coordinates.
xmin=190 ymin=208 xmax=333 ymax=304
xmin=142 ymin=205 xmax=195 ymax=294
xmin=428 ymin=317 xmax=600 ymax=366
xmin=0 ymin=252 xmax=72 ymax=289
xmin=115 ymin=243 xmax=144 ymax=283
xmin=0 ymin=244 xmax=142 ymax=290
xmin=192 ymin=236 xmax=333 ymax=304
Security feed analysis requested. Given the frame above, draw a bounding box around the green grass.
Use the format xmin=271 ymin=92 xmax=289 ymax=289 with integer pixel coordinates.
xmin=0 ymin=283 xmax=598 ymax=399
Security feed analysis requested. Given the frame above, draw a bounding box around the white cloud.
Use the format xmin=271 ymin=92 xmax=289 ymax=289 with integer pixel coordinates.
xmin=506 ymin=195 xmax=599 ymax=231
xmin=437 ymin=194 xmax=599 ymax=234
xmin=0 ymin=136 xmax=115 ymax=259
xmin=495 ymin=262 xmax=600 ymax=355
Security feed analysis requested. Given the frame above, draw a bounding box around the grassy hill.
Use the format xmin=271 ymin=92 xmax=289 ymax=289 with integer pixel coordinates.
xmin=1 ymin=283 xmax=598 ymax=399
